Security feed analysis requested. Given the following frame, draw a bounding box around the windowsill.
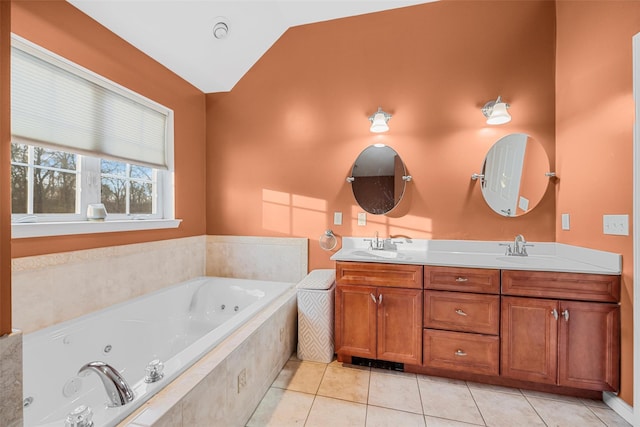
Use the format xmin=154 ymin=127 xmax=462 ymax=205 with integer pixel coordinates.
xmin=12 ymin=219 xmax=182 ymax=239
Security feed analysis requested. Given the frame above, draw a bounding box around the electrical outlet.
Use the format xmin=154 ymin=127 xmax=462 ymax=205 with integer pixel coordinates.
xmin=603 ymin=214 xmax=629 ymax=236
xmin=237 ymin=368 xmax=247 ymax=393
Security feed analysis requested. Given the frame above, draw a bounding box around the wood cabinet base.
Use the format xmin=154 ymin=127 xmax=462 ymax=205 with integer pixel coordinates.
xmin=404 ymin=364 xmax=604 ymax=400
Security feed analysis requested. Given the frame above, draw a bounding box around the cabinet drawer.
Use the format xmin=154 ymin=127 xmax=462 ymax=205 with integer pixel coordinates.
xmin=424 ymin=266 xmax=500 ymax=294
xmin=423 ymin=329 xmax=499 ymax=375
xmin=336 ymin=262 xmax=423 ymax=289
xmin=424 ymin=291 xmax=499 ymax=335
xmin=502 ymin=270 xmax=620 ymax=303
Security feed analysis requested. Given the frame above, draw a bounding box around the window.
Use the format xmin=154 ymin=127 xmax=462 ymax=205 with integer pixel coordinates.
xmin=10 ymin=35 xmax=178 ymax=237
xmin=11 ymin=143 xmax=78 ymax=216
xmin=10 ymin=142 xmax=163 ymax=222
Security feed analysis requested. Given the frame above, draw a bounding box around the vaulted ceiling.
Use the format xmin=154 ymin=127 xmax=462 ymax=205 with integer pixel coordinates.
xmin=68 ymin=1 xmax=435 ymax=93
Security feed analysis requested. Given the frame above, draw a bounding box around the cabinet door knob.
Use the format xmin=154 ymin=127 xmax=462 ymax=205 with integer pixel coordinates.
xmin=454 ymin=349 xmax=467 ymax=357
xmin=378 ymin=294 xmax=383 ymax=304
xmin=455 ymin=277 xmax=468 ymax=282
xmin=370 ymin=293 xmax=377 ymax=304
xmin=551 ymin=308 xmax=558 ymax=320
xmin=561 ymin=309 xmax=569 ymax=321
xmin=455 ymin=309 xmax=467 ymax=316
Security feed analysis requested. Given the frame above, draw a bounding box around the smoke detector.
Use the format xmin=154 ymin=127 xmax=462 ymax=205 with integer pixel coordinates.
xmin=213 ymin=19 xmax=229 ymax=40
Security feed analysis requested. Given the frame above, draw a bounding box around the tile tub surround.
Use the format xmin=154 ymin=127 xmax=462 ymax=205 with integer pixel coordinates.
xmin=207 ymin=235 xmax=308 ymax=282
xmin=12 ymin=236 xmax=207 ymax=334
xmin=120 ymin=287 xmax=297 ymax=427
xmin=0 ymin=330 xmax=23 ymax=427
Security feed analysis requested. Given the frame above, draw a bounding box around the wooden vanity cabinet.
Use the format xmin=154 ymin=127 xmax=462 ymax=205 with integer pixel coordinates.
xmin=422 ymin=267 xmax=501 ymax=375
xmin=501 ymin=271 xmax=621 ymax=392
xmin=335 ymin=262 xmax=423 ymax=365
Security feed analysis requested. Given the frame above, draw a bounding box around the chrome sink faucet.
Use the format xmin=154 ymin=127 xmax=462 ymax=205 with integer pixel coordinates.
xmin=365 ymin=231 xmax=386 ymax=250
xmin=78 ymin=361 xmax=134 ymax=407
xmin=499 ymin=234 xmax=533 ymax=256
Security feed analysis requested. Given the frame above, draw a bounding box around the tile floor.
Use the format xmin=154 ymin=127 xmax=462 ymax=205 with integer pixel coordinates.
xmin=246 ymin=355 xmax=631 ymax=427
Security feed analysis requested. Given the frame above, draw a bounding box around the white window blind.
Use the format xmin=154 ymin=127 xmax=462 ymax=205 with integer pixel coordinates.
xmin=11 ymin=37 xmax=171 ymax=169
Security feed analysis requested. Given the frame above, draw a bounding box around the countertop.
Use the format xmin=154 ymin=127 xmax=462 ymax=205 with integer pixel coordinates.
xmin=330 ymin=238 xmax=621 ymax=275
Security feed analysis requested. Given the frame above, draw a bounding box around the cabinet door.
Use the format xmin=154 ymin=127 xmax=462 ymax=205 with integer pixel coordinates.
xmin=377 ymin=287 xmax=423 ymax=365
xmin=335 ymin=285 xmax=377 ymax=360
xmin=558 ymin=301 xmax=620 ymax=391
xmin=501 ymin=296 xmax=558 ymax=384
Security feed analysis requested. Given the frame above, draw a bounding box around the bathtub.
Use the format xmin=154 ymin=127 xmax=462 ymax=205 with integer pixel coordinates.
xmin=22 ymin=276 xmax=295 ymax=427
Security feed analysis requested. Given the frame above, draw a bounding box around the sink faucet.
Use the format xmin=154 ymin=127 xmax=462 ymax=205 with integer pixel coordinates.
xmin=513 ymin=234 xmax=533 ymax=256
xmin=78 ymin=361 xmax=134 ymax=407
xmin=365 ymin=231 xmax=386 ymax=250
xmin=499 ymin=234 xmax=533 ymax=256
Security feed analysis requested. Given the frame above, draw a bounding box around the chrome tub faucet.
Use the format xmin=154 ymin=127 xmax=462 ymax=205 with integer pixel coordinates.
xmin=78 ymin=361 xmax=134 ymax=407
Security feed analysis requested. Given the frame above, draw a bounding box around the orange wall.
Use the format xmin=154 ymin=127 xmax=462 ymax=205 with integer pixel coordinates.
xmin=206 ymin=1 xmax=557 ymax=270
xmin=555 ymin=0 xmax=639 ymax=406
xmin=0 ymin=1 xmax=11 ymax=335
xmin=9 ymin=0 xmax=207 ymax=258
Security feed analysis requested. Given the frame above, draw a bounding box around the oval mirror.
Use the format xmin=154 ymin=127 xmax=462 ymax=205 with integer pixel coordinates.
xmin=478 ymin=133 xmax=551 ymax=217
xmin=349 ymin=145 xmax=408 ymax=215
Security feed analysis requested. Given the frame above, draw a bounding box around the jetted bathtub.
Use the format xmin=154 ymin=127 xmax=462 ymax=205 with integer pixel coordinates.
xmin=22 ymin=276 xmax=294 ymax=427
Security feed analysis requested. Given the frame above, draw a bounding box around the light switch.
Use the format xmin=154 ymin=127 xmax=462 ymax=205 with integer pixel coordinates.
xmin=561 ymin=213 xmax=570 ymax=230
xmin=603 ymin=214 xmax=629 ymax=236
xmin=333 ymin=212 xmax=342 ymax=225
xmin=357 ymin=212 xmax=366 ymax=226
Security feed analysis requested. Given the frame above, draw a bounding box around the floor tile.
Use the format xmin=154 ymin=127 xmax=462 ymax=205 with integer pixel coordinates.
xmin=305 ymin=396 xmax=367 ymax=427
xmin=581 ymin=398 xmax=610 ymax=408
xmin=417 ymin=374 xmax=467 ymax=386
xmin=271 ymin=359 xmax=327 ymax=394
xmin=466 ymin=381 xmax=523 ymax=396
xmin=526 ymin=396 xmax=607 ymax=427
xmin=368 ymin=371 xmax=423 ymax=414
xmin=520 ymin=388 xmax=584 ymax=404
xmin=317 ymin=364 xmax=370 ymax=403
xmin=588 ymin=406 xmax=632 ymax=427
xmin=418 ymin=378 xmax=484 ymax=425
xmin=246 ymin=387 xmax=314 ymax=427
xmin=470 ymin=388 xmax=545 ymax=427
xmin=424 ymin=416 xmax=484 ymax=426
xmin=366 ymin=405 xmax=426 ymax=427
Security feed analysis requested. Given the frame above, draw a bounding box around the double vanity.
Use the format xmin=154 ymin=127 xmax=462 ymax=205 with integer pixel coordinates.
xmin=331 ymin=237 xmax=621 ymax=398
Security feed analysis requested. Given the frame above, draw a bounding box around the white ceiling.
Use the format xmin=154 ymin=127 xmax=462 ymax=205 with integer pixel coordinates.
xmin=67 ymin=0 xmax=434 ymax=93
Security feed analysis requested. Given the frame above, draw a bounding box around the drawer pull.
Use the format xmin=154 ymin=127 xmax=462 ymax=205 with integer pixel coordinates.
xmin=379 ymin=294 xmax=383 ymax=304
xmin=551 ymin=308 xmax=558 ymax=320
xmin=455 ymin=309 xmax=468 ymax=316
xmin=370 ymin=293 xmax=377 ymax=304
xmin=454 ymin=349 xmax=467 ymax=357
xmin=455 ymin=277 xmax=468 ymax=282
xmin=562 ymin=309 xmax=569 ymax=321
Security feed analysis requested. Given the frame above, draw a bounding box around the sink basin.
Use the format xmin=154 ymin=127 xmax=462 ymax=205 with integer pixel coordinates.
xmin=496 ymin=256 xmax=555 ymax=266
xmin=350 ymin=250 xmax=401 ymax=260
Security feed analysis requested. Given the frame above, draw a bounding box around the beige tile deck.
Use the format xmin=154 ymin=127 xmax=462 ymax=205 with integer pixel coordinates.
xmin=246 ymin=355 xmax=632 ymax=427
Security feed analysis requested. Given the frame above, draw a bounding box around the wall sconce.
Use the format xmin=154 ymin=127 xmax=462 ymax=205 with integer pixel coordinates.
xmin=481 ymin=96 xmax=511 ymax=125
xmin=368 ymin=107 xmax=392 ymax=133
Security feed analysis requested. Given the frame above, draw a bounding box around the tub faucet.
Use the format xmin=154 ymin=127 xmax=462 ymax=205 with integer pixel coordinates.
xmin=78 ymin=361 xmax=134 ymax=407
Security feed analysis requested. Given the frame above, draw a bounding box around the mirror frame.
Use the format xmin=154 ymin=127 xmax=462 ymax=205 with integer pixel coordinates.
xmin=348 ymin=145 xmax=410 ymax=215
xmin=475 ymin=133 xmax=552 ymax=217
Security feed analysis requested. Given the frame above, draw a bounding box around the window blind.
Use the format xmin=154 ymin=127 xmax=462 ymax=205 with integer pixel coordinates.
xmin=11 ymin=38 xmax=171 ymax=169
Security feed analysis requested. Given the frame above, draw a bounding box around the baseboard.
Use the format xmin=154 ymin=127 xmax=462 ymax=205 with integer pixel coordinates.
xmin=603 ymin=391 xmax=634 ymax=425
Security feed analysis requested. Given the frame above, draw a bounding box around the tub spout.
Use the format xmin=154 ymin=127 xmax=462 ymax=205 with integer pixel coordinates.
xmin=78 ymin=361 xmax=134 ymax=407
